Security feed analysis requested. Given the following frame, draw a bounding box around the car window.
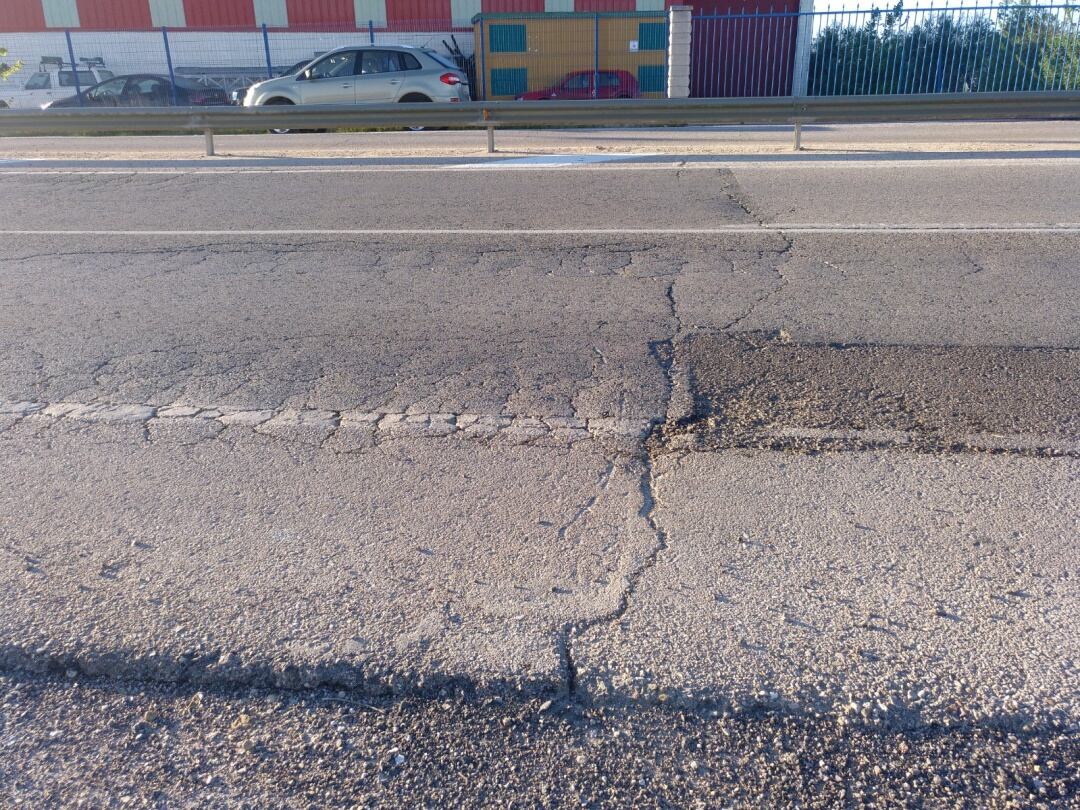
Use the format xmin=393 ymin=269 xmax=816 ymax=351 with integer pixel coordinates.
xmin=400 ymin=52 xmax=422 ymax=71
xmin=599 ymin=72 xmax=621 ymax=88
xmin=24 ymin=73 xmax=51 ymax=90
xmin=563 ymin=74 xmax=591 ymax=90
xmin=359 ymin=50 xmax=396 ymax=75
xmin=306 ymin=52 xmax=357 ymax=81
xmin=86 ymin=77 xmax=128 ymax=100
xmin=59 ymin=70 xmax=96 ymax=87
xmin=127 ymin=77 xmax=168 ymax=95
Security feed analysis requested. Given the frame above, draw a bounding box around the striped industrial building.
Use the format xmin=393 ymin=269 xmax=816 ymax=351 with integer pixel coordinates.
xmin=0 ymin=1 xmax=790 ymax=30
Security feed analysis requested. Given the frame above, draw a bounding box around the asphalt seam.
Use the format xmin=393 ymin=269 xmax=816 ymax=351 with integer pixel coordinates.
xmin=3 ymin=399 xmax=1075 ymax=456
xmin=0 ymin=400 xmax=658 ymax=449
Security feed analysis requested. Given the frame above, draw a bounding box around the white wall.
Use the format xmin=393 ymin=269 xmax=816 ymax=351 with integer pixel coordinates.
xmin=0 ymin=29 xmax=473 ymax=79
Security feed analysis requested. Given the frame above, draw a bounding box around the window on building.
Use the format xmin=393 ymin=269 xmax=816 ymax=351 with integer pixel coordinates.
xmin=253 ymin=0 xmax=289 ymax=28
xmin=149 ymin=0 xmax=187 ymax=28
xmin=41 ymin=0 xmax=80 ymax=28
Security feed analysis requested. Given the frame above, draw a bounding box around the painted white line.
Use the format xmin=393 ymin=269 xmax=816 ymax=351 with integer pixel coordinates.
xmin=445 ymin=152 xmax=660 ymax=168
xmin=2 ymin=226 xmax=1080 ymax=236
xmin=1 ymin=157 xmax=1080 ymax=175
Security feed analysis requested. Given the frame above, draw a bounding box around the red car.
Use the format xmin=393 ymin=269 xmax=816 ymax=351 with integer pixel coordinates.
xmin=516 ymin=70 xmax=640 ymax=101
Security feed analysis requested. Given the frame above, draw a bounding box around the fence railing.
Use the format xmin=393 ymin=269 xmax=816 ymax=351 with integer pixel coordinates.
xmin=1 ymin=4 xmax=1078 ymax=108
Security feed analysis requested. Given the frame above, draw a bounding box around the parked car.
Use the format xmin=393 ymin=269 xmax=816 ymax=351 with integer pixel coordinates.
xmin=229 ymin=58 xmax=318 ymax=105
xmin=240 ymin=46 xmax=469 ymax=108
xmin=44 ymin=74 xmax=230 ymax=108
xmin=516 ymin=70 xmax=640 ymax=101
xmin=0 ymin=57 xmax=114 ymax=109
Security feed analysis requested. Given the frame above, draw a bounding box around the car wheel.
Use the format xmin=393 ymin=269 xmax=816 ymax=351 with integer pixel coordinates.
xmin=265 ymin=97 xmax=295 ymax=134
xmin=398 ymin=94 xmax=432 ymax=132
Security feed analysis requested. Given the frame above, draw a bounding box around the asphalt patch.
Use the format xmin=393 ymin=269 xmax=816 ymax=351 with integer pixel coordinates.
xmin=668 ymin=331 xmax=1079 ymax=455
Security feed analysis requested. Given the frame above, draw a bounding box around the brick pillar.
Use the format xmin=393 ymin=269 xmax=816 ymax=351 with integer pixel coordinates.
xmin=666 ymin=5 xmax=692 ymax=99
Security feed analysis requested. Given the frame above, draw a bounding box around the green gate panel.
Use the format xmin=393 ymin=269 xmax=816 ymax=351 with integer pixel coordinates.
xmin=491 ymin=67 xmax=528 ymax=96
xmin=637 ymin=64 xmax=666 ymax=93
xmin=490 ymin=24 xmax=527 ymax=53
xmin=638 ymin=22 xmax=666 ymax=51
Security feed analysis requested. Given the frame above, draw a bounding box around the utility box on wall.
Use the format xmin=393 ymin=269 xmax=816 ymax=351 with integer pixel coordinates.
xmin=472 ymin=12 xmax=669 ymax=100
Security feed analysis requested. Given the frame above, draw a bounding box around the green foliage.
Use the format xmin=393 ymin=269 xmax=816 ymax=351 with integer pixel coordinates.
xmin=807 ymin=2 xmax=1080 ymax=95
xmin=1 ymin=47 xmax=23 ymax=81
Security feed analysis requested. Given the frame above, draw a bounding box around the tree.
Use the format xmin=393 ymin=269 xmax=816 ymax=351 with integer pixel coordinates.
xmin=0 ymin=47 xmax=23 ymax=81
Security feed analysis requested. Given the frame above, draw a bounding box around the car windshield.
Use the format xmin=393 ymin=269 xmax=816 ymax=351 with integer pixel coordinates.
xmin=306 ymin=52 xmax=356 ymax=80
xmin=58 ymin=70 xmax=96 ymax=87
xmin=24 ymin=73 xmax=51 ymax=90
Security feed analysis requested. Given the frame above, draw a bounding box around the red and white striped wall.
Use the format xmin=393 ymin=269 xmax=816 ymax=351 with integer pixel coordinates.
xmin=0 ymin=0 xmax=731 ymax=32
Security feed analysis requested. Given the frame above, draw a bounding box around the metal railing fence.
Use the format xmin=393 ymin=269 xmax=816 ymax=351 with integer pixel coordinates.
xmin=693 ymin=4 xmax=1080 ymax=97
xmin=805 ymin=3 xmax=1080 ymax=96
xmin=1 ymin=5 xmax=1078 ymax=107
xmin=0 ymin=20 xmax=473 ymax=107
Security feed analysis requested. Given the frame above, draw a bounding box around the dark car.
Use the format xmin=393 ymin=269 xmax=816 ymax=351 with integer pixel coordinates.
xmin=516 ymin=70 xmax=640 ymax=101
xmin=45 ymin=74 xmax=230 ymax=108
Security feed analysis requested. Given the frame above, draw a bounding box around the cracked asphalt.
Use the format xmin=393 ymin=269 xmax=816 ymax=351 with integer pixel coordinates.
xmin=0 ymin=157 xmax=1078 ymax=806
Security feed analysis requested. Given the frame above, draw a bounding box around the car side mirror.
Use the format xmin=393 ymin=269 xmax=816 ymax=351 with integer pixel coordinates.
xmin=296 ymin=71 xmax=308 ymax=81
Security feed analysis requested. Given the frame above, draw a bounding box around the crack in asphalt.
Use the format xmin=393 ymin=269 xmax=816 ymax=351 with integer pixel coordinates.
xmin=559 ymin=276 xmax=684 ymax=698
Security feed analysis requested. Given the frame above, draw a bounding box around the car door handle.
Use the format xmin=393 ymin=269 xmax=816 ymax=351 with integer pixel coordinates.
xmin=342 ymin=83 xmax=352 ymax=88
xmin=388 ymin=79 xmax=401 ymax=84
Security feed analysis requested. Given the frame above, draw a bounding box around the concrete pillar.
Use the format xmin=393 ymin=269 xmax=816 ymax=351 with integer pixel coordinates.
xmin=666 ymin=5 xmax=692 ymax=99
xmin=792 ymin=0 xmax=815 ymax=97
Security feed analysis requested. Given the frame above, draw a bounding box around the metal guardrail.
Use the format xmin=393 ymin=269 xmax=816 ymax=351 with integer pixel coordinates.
xmin=1 ymin=93 xmax=1077 ymax=154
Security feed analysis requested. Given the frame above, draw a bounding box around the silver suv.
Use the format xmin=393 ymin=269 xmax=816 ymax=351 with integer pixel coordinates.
xmin=241 ymin=46 xmax=469 ymax=109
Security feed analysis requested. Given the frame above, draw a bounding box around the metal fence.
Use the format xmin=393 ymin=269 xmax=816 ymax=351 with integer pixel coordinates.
xmin=804 ymin=3 xmax=1080 ymax=96
xmin=694 ymin=3 xmax=1080 ymax=97
xmin=0 ymin=20 xmax=472 ymax=106
xmin=1 ymin=4 xmax=1078 ymax=107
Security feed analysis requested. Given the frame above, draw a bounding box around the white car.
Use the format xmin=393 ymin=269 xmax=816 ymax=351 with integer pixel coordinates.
xmin=241 ymin=46 xmax=468 ymax=108
xmin=0 ymin=60 xmax=114 ymax=109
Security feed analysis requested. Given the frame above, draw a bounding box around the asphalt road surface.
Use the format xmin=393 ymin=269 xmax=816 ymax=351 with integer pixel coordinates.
xmin=0 ymin=151 xmax=1077 ymax=806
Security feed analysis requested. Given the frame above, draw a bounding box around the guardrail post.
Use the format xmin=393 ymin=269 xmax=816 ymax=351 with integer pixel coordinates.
xmin=205 ymin=129 xmax=215 ymax=157
xmin=261 ymin=23 xmax=273 ymax=79
xmin=162 ymin=28 xmax=180 ymax=107
xmin=64 ymin=30 xmax=84 ymax=107
xmin=666 ymin=6 xmax=692 ymax=98
xmin=483 ymin=108 xmax=495 ymax=153
xmin=792 ymin=0 xmax=814 ymax=149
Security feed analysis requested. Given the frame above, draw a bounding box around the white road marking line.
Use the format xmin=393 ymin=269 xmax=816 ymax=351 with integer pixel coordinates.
xmin=2 ymin=226 xmax=1080 ymax=236
xmin=1 ymin=157 xmax=1080 ymax=174
xmin=445 ymin=152 xmax=659 ymax=168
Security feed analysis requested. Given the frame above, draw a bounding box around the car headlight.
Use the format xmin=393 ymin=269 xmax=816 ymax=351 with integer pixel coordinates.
xmin=40 ymin=101 xmax=53 ymax=110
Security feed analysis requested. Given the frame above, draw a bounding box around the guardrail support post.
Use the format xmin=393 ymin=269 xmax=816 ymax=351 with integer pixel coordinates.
xmin=204 ymin=129 xmax=215 ymax=157
xmin=666 ymin=6 xmax=693 ymax=99
xmin=487 ymin=126 xmax=495 ymax=153
xmin=793 ymin=121 xmax=802 ymax=151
